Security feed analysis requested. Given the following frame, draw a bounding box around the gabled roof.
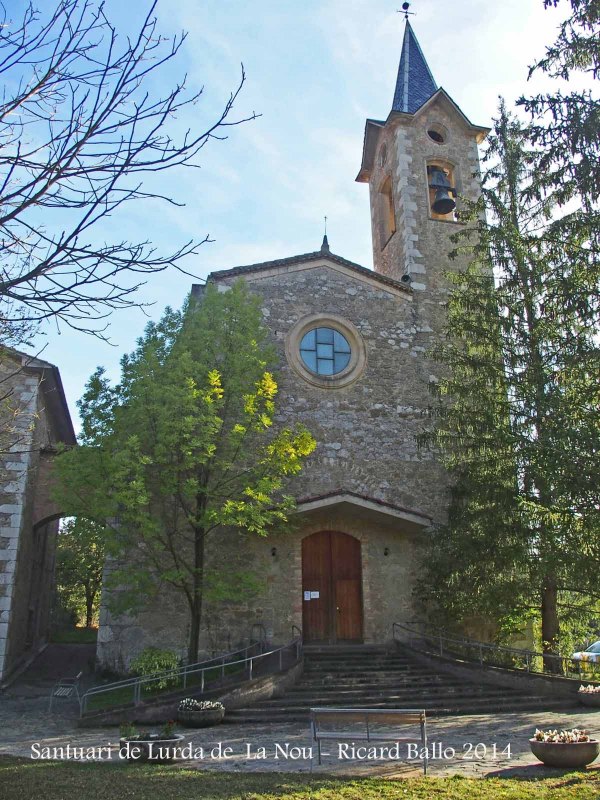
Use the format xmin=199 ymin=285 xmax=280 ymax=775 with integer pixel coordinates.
xmin=356 ymin=89 xmax=490 ymax=183
xmin=392 ymin=21 xmax=437 ymax=115
xmin=203 ymin=247 xmax=412 ymax=296
xmin=2 ymin=347 xmax=76 ymax=445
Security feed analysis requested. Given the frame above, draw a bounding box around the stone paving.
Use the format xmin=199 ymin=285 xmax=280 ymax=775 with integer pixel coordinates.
xmin=1 ymin=688 xmax=599 ymax=778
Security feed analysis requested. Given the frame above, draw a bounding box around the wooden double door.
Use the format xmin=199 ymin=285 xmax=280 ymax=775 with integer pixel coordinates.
xmin=302 ymin=531 xmax=363 ymax=643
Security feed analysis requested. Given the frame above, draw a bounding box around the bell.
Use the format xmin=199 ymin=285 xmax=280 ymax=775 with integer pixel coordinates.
xmin=429 ymin=167 xmax=456 ymax=215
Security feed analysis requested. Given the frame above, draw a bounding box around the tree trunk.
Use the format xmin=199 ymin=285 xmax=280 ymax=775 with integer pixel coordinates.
xmin=541 ymin=578 xmax=561 ymax=674
xmin=187 ymin=526 xmax=205 ymax=664
xmin=84 ymin=585 xmax=95 ymax=628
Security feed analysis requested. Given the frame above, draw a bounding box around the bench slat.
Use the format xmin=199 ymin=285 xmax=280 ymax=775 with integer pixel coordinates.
xmin=315 ymin=732 xmax=420 ymax=742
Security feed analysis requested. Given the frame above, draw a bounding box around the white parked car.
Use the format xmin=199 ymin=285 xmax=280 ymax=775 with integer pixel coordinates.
xmin=572 ymin=641 xmax=600 ymax=663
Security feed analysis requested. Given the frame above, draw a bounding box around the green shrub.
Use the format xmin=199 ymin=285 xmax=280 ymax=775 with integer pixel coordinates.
xmin=129 ymin=647 xmax=180 ymax=691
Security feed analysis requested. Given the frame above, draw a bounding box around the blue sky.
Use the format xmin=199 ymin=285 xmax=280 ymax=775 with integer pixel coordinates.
xmin=26 ymin=0 xmax=578 ymax=431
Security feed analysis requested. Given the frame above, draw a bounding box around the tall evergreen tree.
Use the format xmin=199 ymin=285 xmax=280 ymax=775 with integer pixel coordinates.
xmin=420 ymin=103 xmax=600 ymax=671
xmin=520 ymin=0 xmax=599 ymax=207
xmin=54 ymin=281 xmax=315 ymax=663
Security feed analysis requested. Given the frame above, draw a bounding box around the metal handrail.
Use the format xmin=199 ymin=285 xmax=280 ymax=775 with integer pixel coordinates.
xmin=292 ymin=624 xmax=303 ymax=641
xmin=80 ymin=639 xmax=264 ymax=714
xmin=80 ymin=636 xmax=302 ymax=716
xmin=393 ymin=621 xmax=599 ymax=680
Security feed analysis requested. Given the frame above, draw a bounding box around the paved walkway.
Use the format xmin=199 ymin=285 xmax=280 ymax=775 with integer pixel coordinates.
xmin=1 ymin=687 xmax=599 ymax=778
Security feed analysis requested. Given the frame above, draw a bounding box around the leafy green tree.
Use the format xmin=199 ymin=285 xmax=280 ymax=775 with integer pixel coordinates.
xmin=54 ymin=280 xmax=315 ymax=662
xmin=420 ymin=103 xmax=600 ymax=671
xmin=55 ymin=517 xmax=105 ymax=628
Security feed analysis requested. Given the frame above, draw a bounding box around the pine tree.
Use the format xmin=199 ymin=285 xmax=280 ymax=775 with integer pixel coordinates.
xmin=420 ymin=103 xmax=600 ymax=671
xmin=520 ymin=0 xmax=599 ymax=207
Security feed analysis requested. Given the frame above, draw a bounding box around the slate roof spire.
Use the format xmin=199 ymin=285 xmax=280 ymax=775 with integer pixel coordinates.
xmin=392 ymin=21 xmax=437 ymax=115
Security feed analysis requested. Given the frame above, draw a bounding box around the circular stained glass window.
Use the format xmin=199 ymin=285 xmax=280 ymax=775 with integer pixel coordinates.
xmin=299 ymin=327 xmax=351 ymax=376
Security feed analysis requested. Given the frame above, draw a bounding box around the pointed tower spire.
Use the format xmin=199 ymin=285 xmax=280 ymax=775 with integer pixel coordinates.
xmin=392 ymin=21 xmax=437 ymax=115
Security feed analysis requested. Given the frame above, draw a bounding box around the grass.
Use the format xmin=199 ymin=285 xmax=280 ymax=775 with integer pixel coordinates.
xmin=51 ymin=628 xmax=98 ymax=644
xmin=0 ymin=757 xmax=598 ymax=800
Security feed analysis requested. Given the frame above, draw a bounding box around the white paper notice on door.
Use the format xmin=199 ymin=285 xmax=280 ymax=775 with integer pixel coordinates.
xmin=303 ymin=591 xmax=311 ymax=601
xmin=310 ymin=591 xmax=320 ymax=599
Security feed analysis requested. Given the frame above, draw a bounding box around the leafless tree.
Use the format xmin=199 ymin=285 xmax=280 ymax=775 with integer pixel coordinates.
xmin=0 ymin=0 xmax=254 ymax=341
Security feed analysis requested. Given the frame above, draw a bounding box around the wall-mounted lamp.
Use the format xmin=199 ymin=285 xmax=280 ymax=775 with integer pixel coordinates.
xmin=383 ymin=547 xmax=390 ymax=557
xmin=271 ymin=547 xmax=277 ymax=558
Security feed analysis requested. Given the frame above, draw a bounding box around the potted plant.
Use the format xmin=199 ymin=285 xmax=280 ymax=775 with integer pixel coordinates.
xmin=119 ymin=720 xmax=185 ymax=763
xmin=529 ymin=728 xmax=600 ymax=768
xmin=177 ymin=698 xmax=225 ymax=727
xmin=578 ymin=684 xmax=600 ymax=708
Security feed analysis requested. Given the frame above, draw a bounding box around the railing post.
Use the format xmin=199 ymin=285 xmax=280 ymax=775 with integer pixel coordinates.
xmin=183 ymin=666 xmax=187 ymax=689
xmin=279 ymin=649 xmax=283 ymax=671
xmin=439 ymin=634 xmax=443 ymax=656
xmin=221 ymin=656 xmax=225 ymax=679
xmin=479 ymin=644 xmax=483 ymax=667
xmin=249 ymin=657 xmax=253 ymax=681
xmin=201 ymin=669 xmax=205 ymax=694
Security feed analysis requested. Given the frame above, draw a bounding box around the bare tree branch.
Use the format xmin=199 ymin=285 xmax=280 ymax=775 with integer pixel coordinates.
xmin=0 ymin=0 xmax=257 ymax=341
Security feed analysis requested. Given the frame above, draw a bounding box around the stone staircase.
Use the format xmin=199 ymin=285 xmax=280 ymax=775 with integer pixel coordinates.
xmin=224 ymin=644 xmax=574 ymax=723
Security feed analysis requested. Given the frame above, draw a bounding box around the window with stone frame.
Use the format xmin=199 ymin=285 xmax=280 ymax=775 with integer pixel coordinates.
xmin=378 ymin=175 xmax=396 ymax=248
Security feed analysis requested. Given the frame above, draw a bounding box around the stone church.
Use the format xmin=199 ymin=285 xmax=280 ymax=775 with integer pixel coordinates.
xmin=98 ymin=22 xmax=490 ymax=669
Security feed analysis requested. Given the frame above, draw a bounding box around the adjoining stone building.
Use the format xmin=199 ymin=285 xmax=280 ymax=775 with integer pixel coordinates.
xmin=98 ymin=22 xmax=490 ymax=668
xmin=0 ymin=348 xmax=75 ymax=683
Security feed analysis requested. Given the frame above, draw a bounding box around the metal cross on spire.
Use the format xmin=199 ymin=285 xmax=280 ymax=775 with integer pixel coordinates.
xmin=398 ymin=2 xmax=415 ymax=21
xmin=321 ymin=216 xmax=330 ymax=253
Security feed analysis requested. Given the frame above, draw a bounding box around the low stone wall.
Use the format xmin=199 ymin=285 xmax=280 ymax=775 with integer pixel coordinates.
xmin=399 ymin=642 xmax=590 ymax=698
xmin=78 ymin=659 xmax=303 ymax=727
xmin=219 ymin=660 xmax=303 ymax=711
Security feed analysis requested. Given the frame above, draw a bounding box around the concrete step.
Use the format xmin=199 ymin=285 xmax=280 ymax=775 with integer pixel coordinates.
xmin=299 ymin=673 xmax=463 ymax=686
xmin=224 ymin=643 xmax=578 ymax=725
xmin=248 ymin=687 xmax=538 ymax=709
xmin=224 ymin=695 xmax=573 ymax=724
xmin=302 ymin=668 xmax=434 ymax=678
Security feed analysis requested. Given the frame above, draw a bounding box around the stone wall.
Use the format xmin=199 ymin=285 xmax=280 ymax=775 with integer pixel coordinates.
xmin=0 ymin=352 xmax=71 ymax=681
xmin=98 ymin=258 xmax=447 ymax=669
xmin=366 ymin=97 xmax=483 ymax=354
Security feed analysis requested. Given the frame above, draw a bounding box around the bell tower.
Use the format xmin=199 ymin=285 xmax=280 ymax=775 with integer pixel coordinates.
xmin=356 ymin=17 xmax=489 ymax=328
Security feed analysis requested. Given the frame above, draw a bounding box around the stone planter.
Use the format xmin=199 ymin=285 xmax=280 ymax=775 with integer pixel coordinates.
xmin=529 ymin=738 xmax=600 ymax=768
xmin=177 ymin=707 xmax=225 ymax=728
xmin=120 ymin=733 xmax=185 ymax=763
xmin=578 ymin=692 xmax=600 ymax=708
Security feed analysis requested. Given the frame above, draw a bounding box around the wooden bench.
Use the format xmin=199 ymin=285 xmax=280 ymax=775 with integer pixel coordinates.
xmin=310 ymin=707 xmax=428 ymax=774
xmin=48 ymin=671 xmax=83 ymax=712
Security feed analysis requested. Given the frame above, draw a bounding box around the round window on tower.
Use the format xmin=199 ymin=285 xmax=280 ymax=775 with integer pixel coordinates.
xmin=427 ymin=124 xmax=448 ymax=145
xmin=286 ymin=314 xmax=367 ymax=388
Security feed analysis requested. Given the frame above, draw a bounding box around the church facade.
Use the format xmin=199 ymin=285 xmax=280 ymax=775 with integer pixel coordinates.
xmin=98 ymin=23 xmax=489 ymax=668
